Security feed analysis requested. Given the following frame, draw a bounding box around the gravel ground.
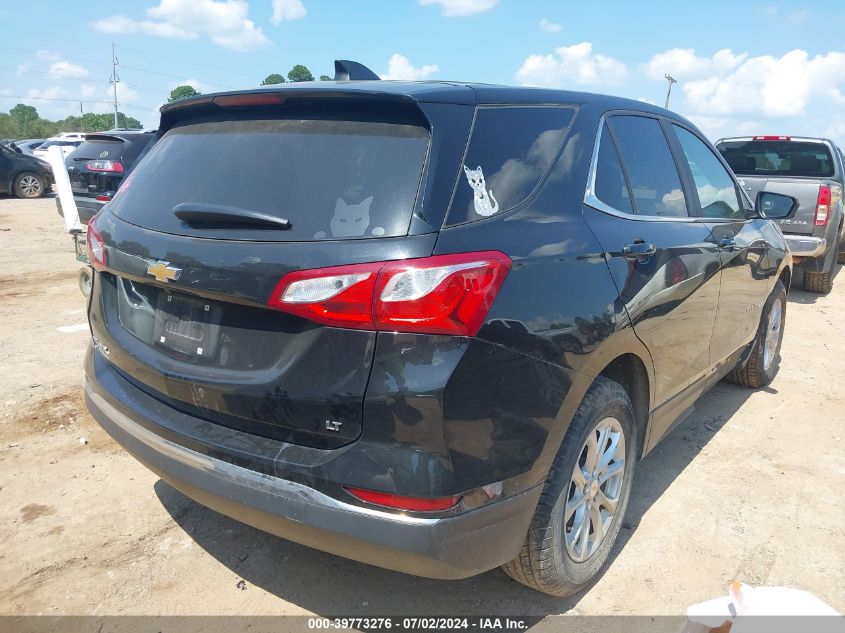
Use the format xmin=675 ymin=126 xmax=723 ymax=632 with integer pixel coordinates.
xmin=0 ymin=196 xmax=843 ymax=618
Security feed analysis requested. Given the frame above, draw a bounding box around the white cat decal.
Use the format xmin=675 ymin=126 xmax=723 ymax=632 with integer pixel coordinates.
xmin=463 ymin=165 xmax=499 ymax=217
xmin=329 ymin=196 xmax=373 ymax=237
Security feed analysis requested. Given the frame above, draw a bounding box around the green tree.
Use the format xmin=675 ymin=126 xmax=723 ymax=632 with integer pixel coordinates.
xmin=319 ymin=74 xmax=331 ymax=81
xmin=168 ymin=85 xmax=200 ymax=103
xmin=287 ymin=64 xmax=314 ymax=82
xmin=261 ymin=73 xmax=286 ymax=85
xmin=10 ymin=104 xmax=38 ymax=137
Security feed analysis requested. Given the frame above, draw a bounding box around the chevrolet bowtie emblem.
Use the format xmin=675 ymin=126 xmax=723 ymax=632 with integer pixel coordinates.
xmin=146 ymin=261 xmax=182 ymax=283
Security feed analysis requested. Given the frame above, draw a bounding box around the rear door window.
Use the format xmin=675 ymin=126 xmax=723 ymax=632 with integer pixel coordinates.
xmin=673 ymin=126 xmax=742 ymax=220
xmin=609 ymin=115 xmax=688 ymax=217
xmin=109 ymin=117 xmax=430 ymax=241
xmin=446 ymin=106 xmax=575 ymax=225
xmin=718 ymin=140 xmax=835 ymax=177
xmin=67 ymin=137 xmax=127 ymax=162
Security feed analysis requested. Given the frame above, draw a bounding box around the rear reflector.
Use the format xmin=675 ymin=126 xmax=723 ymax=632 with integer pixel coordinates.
xmin=344 ymin=487 xmax=462 ymax=512
xmin=213 ymin=93 xmax=284 ymax=108
xmin=86 ymin=160 xmax=124 ymax=173
xmin=752 ymin=135 xmax=791 ymax=141
xmin=268 ymin=251 xmax=512 ymax=336
xmin=815 ymin=185 xmax=832 ymax=226
xmin=86 ymin=217 xmax=107 ymax=270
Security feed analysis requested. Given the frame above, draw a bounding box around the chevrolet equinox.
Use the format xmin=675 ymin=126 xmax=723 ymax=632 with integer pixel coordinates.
xmin=84 ymin=67 xmax=794 ymax=596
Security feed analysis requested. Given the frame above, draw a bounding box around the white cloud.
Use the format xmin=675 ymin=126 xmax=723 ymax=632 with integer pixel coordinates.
xmin=169 ymin=78 xmax=216 ymax=93
xmin=271 ymin=0 xmax=306 ymax=24
xmin=16 ymin=63 xmax=29 ymax=76
xmin=92 ymin=0 xmax=269 ymax=51
xmin=106 ymin=83 xmax=140 ymax=104
xmin=786 ymin=8 xmax=810 ymax=24
xmin=661 ymin=48 xmax=845 ymax=118
xmin=50 ymin=61 xmax=89 ymax=79
xmin=644 ymin=48 xmax=746 ymax=82
xmin=36 ymin=50 xmax=63 ymax=62
xmin=418 ymin=0 xmax=498 ymax=17
xmin=28 ymin=86 xmax=70 ymax=101
xmin=516 ymin=42 xmax=627 ymax=87
xmin=380 ymin=54 xmax=439 ymax=81
xmin=538 ymin=18 xmax=562 ymax=33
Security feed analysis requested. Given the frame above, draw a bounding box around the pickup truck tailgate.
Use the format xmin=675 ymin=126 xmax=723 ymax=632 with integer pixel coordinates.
xmin=737 ymin=176 xmax=837 ymax=235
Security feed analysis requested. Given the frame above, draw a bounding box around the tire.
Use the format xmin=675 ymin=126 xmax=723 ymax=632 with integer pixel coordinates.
xmin=502 ymin=377 xmax=636 ymax=596
xmin=805 ymin=233 xmax=839 ymax=293
xmin=13 ymin=172 xmax=45 ymax=199
xmin=725 ymin=280 xmax=786 ymax=388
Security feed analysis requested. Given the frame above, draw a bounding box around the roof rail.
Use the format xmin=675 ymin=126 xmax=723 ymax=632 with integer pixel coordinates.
xmin=333 ymin=60 xmax=380 ymax=81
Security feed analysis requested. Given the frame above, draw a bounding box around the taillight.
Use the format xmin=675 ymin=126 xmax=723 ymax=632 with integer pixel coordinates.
xmin=86 ymin=217 xmax=106 ymax=270
xmin=267 ymin=251 xmax=512 ymax=336
xmin=752 ymin=135 xmax=791 ymax=141
xmin=96 ymin=194 xmax=111 ymax=202
xmin=815 ymin=185 xmax=831 ymax=226
xmin=86 ymin=160 xmax=124 ymax=173
xmin=213 ymin=93 xmax=284 ymax=108
xmin=344 ymin=486 xmax=462 ymax=512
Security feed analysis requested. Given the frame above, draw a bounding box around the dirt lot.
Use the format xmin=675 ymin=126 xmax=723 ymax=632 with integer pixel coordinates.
xmin=0 ymin=196 xmax=843 ymax=617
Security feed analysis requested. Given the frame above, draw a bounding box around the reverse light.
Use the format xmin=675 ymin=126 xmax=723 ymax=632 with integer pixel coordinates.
xmin=344 ymin=486 xmax=462 ymax=512
xmin=86 ymin=217 xmax=107 ymax=270
xmin=815 ymin=185 xmax=831 ymax=226
xmin=267 ymin=251 xmax=512 ymax=336
xmin=86 ymin=160 xmax=124 ymax=173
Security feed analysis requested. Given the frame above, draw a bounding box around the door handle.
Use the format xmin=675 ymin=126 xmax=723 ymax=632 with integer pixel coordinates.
xmin=717 ymin=237 xmax=736 ymax=250
xmin=623 ymin=241 xmax=657 ymax=260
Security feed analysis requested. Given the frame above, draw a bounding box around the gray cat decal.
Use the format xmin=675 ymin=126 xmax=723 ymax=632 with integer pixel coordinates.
xmin=463 ymin=165 xmax=499 ymax=217
xmin=329 ymin=196 xmax=373 ymax=237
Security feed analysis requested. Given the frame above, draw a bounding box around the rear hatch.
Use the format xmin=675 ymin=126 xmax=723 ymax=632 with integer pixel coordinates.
xmin=89 ymin=90 xmax=473 ymax=448
xmin=718 ymin=138 xmax=841 ymax=235
xmin=66 ymin=133 xmax=153 ymax=200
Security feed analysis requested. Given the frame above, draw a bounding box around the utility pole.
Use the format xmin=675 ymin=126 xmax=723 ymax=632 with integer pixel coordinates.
xmin=664 ymin=74 xmax=678 ymax=110
xmin=110 ymin=43 xmax=119 ymax=129
xmin=80 ymin=101 xmax=83 ymax=132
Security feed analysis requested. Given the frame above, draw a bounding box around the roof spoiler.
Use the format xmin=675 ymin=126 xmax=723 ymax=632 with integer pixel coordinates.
xmin=334 ymin=60 xmax=380 ymax=81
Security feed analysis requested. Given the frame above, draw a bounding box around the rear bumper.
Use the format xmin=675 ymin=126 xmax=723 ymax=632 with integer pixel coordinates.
xmin=84 ymin=349 xmax=541 ymax=580
xmin=784 ymin=234 xmax=826 ymax=258
xmin=73 ymin=196 xmax=105 ymax=224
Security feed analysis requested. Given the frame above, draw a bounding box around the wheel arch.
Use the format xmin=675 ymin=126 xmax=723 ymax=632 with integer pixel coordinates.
xmin=597 ymin=353 xmax=650 ymax=459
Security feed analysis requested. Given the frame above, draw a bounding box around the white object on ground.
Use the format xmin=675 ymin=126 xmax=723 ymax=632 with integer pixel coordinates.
xmin=683 ymin=581 xmax=841 ymax=633
xmin=46 ymin=145 xmax=82 ymax=233
xmin=57 ymin=323 xmax=89 ymax=333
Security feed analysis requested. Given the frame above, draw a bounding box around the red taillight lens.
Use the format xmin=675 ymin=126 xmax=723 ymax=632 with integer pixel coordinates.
xmin=344 ymin=486 xmax=462 ymax=512
xmin=86 ymin=160 xmax=124 ymax=173
xmin=267 ymin=251 xmax=512 ymax=336
xmin=815 ymin=185 xmax=831 ymax=226
xmin=752 ymin=135 xmax=791 ymax=141
xmin=86 ymin=218 xmax=106 ymax=270
xmin=96 ymin=194 xmax=111 ymax=202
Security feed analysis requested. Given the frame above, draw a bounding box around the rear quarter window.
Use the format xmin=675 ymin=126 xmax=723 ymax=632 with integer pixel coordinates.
xmin=446 ymin=106 xmax=575 ymax=225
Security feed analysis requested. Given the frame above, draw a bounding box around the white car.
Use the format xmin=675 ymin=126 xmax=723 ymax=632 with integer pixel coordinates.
xmin=33 ymin=137 xmax=83 ymax=160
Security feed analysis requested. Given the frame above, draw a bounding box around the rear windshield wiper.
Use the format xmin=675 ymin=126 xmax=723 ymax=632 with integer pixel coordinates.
xmin=173 ymin=202 xmax=291 ymax=230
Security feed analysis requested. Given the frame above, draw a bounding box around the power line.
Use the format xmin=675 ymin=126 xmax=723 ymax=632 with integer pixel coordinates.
xmin=0 ymin=94 xmax=114 ymax=104
xmin=0 ymin=45 xmax=112 ymax=68
xmin=0 ymin=66 xmax=170 ymax=96
xmin=115 ymin=43 xmax=248 ymax=81
xmin=117 ymin=63 xmax=236 ymax=90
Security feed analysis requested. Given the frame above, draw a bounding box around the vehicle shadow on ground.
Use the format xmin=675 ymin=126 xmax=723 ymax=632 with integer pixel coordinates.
xmin=154 ymin=381 xmax=757 ymax=616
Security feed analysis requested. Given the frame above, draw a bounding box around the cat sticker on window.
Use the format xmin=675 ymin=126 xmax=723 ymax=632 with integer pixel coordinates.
xmin=463 ymin=165 xmax=499 ymax=217
xmin=315 ymin=196 xmax=381 ymax=239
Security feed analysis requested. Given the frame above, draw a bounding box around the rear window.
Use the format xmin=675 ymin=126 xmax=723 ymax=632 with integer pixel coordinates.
xmin=67 ymin=137 xmax=127 ymax=162
xmin=109 ymin=117 xmax=429 ymax=241
xmin=446 ymin=106 xmax=575 ymax=225
xmin=718 ymin=140 xmax=835 ymax=177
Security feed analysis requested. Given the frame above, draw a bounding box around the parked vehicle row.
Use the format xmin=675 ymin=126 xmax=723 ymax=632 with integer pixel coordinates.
xmin=80 ymin=64 xmax=798 ymax=597
xmin=0 ymin=141 xmax=53 ymax=198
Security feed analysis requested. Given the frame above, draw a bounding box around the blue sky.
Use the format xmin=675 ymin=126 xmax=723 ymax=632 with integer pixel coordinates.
xmin=2 ymin=0 xmax=844 ymax=144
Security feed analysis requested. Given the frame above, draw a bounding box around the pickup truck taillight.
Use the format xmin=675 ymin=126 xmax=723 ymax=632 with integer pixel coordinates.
xmin=815 ymin=185 xmax=831 ymax=226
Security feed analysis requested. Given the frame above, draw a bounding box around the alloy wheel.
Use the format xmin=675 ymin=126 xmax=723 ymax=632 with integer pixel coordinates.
xmin=19 ymin=175 xmax=42 ymax=197
xmin=564 ymin=416 xmax=626 ymax=562
xmin=763 ymin=297 xmax=783 ymax=372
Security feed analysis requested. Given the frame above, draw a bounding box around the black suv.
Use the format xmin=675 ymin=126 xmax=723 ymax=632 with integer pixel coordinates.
xmin=61 ymin=130 xmax=155 ymax=223
xmin=84 ymin=74 xmax=793 ymax=595
xmin=0 ymin=142 xmax=52 ymax=198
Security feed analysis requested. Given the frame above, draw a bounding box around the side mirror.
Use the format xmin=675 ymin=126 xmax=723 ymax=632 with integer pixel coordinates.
xmin=756 ymin=191 xmax=796 ymax=219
